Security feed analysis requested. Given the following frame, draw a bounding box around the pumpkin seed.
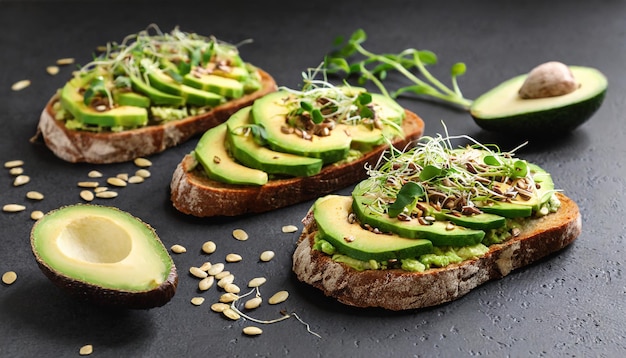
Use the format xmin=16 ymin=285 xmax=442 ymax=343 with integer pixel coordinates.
xmin=107 ymin=177 xmax=127 ymax=187
xmin=94 ymin=187 xmax=108 ymax=193
xmin=219 ymin=293 xmax=239 ymax=303
xmin=189 ymin=266 xmax=208 ymax=279
xmin=171 ymin=244 xmax=186 ymax=254
xmin=210 ymin=302 xmax=230 ymax=313
xmin=128 ymin=175 xmax=144 ymax=184
xmin=9 ymin=167 xmax=23 ymax=175
xmin=268 ymin=290 xmax=289 ymax=305
xmin=3 ymin=204 xmax=25 ymax=212
xmin=77 ymin=181 xmax=99 ymax=188
xmin=217 ymin=274 xmax=234 ymax=288
xmin=190 ymin=297 xmax=205 ymax=306
xmin=202 ymin=241 xmax=216 ymax=254
xmin=13 ymin=175 xmax=30 ymax=186
xmin=232 ymin=228 xmax=249 ymax=241
xmin=134 ymin=157 xmax=152 ymax=167
xmin=242 ymin=326 xmax=263 ymax=336
xmin=95 ymin=191 xmax=118 ymax=199
xmin=260 ymin=250 xmax=275 ymax=262
xmin=135 ymin=169 xmax=151 ymax=178
xmin=224 ymin=283 xmax=240 ymax=294
xmin=199 ymin=262 xmax=212 ymax=271
xmin=248 ymin=277 xmax=267 ymax=288
xmin=56 ymin=57 xmax=75 ymax=66
xmin=214 ymin=270 xmax=231 ymax=280
xmin=11 ymin=80 xmax=30 ymax=91
xmin=4 ymin=160 xmax=23 ymax=168
xmin=116 ymin=173 xmax=129 ymax=181
xmin=282 ymin=225 xmax=299 ymax=233
xmin=31 ymin=210 xmax=44 ymax=220
xmin=46 ymin=66 xmax=59 ymax=75
xmin=207 ymin=262 xmax=224 ymax=276
xmin=87 ymin=170 xmax=103 ymax=178
xmin=244 ymin=296 xmax=262 ymax=310
xmin=26 ymin=191 xmax=44 ymax=200
xmin=79 ymin=344 xmax=93 ymax=356
xmin=198 ymin=276 xmax=215 ymax=291
xmin=226 ymin=253 xmax=242 ymax=263
xmin=2 ymin=271 xmax=17 ymax=285
xmin=80 ymin=190 xmax=94 ymax=201
xmin=223 ymin=308 xmax=241 ymax=321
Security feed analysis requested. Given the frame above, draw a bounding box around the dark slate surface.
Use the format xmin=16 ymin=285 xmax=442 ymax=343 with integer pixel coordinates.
xmin=0 ymin=0 xmax=624 ymax=356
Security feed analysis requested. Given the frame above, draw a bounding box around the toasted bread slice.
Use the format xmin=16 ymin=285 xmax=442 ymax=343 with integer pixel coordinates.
xmin=292 ymin=192 xmax=581 ymax=311
xmin=35 ymin=69 xmax=277 ymax=164
xmin=170 ymin=110 xmax=425 ymax=217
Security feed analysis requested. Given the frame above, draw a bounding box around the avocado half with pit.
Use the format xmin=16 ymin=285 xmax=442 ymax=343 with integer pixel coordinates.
xmin=30 ymin=205 xmax=178 ymax=309
xmin=470 ymin=64 xmax=607 ymax=135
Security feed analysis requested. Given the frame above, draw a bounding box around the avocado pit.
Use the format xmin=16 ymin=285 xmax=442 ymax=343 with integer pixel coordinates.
xmin=518 ymin=61 xmax=579 ymax=99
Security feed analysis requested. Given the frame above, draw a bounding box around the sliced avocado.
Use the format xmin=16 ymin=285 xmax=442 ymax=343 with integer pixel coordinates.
xmin=130 ymin=75 xmax=185 ymax=106
xmin=30 ymin=205 xmax=177 ymax=309
xmin=60 ymin=80 xmax=148 ymax=128
xmin=183 ymin=74 xmax=244 ymax=99
xmin=351 ymin=194 xmax=485 ymax=247
xmin=435 ymin=211 xmax=506 ymax=230
xmin=251 ymin=91 xmax=352 ymax=164
xmin=314 ymin=195 xmax=433 ymax=261
xmin=226 ymin=107 xmax=323 ymax=177
xmin=194 ymin=123 xmax=268 ymax=186
xmin=147 ymin=70 xmax=224 ymax=107
xmin=470 ymin=66 xmax=607 ymax=135
xmin=113 ymin=91 xmax=151 ymax=108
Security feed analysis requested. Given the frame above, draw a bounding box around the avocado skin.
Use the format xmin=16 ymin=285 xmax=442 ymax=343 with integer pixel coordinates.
xmin=471 ymin=90 xmax=606 ymax=136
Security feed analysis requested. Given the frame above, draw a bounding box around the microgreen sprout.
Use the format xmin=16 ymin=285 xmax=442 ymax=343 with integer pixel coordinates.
xmin=324 ymin=29 xmax=473 ymax=110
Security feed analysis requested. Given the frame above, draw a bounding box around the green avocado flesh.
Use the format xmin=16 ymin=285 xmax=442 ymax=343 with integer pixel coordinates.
xmin=470 ymin=66 xmax=607 ymax=135
xmin=30 ymin=205 xmax=177 ymax=307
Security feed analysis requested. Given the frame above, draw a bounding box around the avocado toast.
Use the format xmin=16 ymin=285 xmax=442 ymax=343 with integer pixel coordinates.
xmin=292 ymin=132 xmax=581 ymax=310
xmin=170 ymin=82 xmax=425 ymax=217
xmin=36 ymin=25 xmax=277 ymax=164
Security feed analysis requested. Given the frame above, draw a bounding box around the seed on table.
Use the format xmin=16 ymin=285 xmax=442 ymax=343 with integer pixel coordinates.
xmin=4 ymin=160 xmax=23 ymax=168
xmin=268 ymin=290 xmax=289 ymax=305
xmin=171 ymin=244 xmax=186 ymax=254
xmin=224 ymin=283 xmax=240 ymax=294
xmin=87 ymin=170 xmax=103 ymax=178
xmin=189 ymin=266 xmax=208 ymax=279
xmin=95 ymin=191 xmax=117 ymax=199
xmin=26 ymin=191 xmax=44 ymax=200
xmin=243 ymin=326 xmax=263 ymax=336
xmin=219 ymin=293 xmax=239 ymax=303
xmin=207 ymin=262 xmax=224 ymax=276
xmin=94 ymin=187 xmax=108 ymax=193
xmin=13 ymin=175 xmax=30 ymax=186
xmin=248 ymin=277 xmax=267 ymax=288
xmin=282 ymin=225 xmax=299 ymax=233
xmin=56 ymin=57 xmax=75 ymax=66
xmin=46 ymin=66 xmax=59 ymax=75
xmin=210 ymin=302 xmax=230 ymax=313
xmin=202 ymin=241 xmax=216 ymax=254
xmin=244 ymin=296 xmax=262 ymax=310
xmin=116 ymin=173 xmax=129 ymax=181
xmin=214 ymin=270 xmax=231 ymax=280
xmin=31 ymin=210 xmax=44 ymax=220
xmin=190 ymin=297 xmax=205 ymax=306
xmin=134 ymin=157 xmax=152 ymax=167
xmin=232 ymin=229 xmax=249 ymax=241
xmin=9 ymin=167 xmax=23 ymax=175
xmin=198 ymin=262 xmax=212 ymax=271
xmin=80 ymin=190 xmax=94 ymax=202
xmin=107 ymin=177 xmax=127 ymax=187
xmin=2 ymin=271 xmax=17 ymax=285
xmin=79 ymin=344 xmax=93 ymax=356
xmin=217 ymin=274 xmax=235 ymax=288
xmin=3 ymin=204 xmax=25 ymax=213
xmin=78 ymin=181 xmax=99 ymax=188
xmin=260 ymin=250 xmax=275 ymax=262
xmin=135 ymin=169 xmax=151 ymax=178
xmin=226 ymin=253 xmax=242 ymax=263
xmin=198 ymin=276 xmax=214 ymax=291
xmin=128 ymin=176 xmax=144 ymax=184
xmin=11 ymin=80 xmax=30 ymax=91
xmin=222 ymin=308 xmax=240 ymax=321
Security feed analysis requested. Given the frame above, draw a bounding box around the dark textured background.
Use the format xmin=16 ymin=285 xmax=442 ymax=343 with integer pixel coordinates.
xmin=0 ymin=0 xmax=624 ymax=356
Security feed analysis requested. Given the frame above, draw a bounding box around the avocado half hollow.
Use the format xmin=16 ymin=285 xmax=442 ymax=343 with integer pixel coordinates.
xmin=470 ymin=66 xmax=607 ymax=136
xmin=30 ymin=204 xmax=178 ymax=309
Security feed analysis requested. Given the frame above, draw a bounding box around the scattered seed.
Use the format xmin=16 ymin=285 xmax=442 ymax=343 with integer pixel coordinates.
xmin=13 ymin=175 xmax=30 ymax=186
xmin=190 ymin=297 xmax=205 ymax=306
xmin=260 ymin=250 xmax=275 ymax=262
xmin=445 ymin=222 xmax=456 ymax=231
xmin=3 ymin=204 xmax=25 ymax=213
xmin=282 ymin=225 xmax=298 ymax=233
xmin=94 ymin=187 xmax=108 ymax=193
xmin=26 ymin=191 xmax=44 ymax=200
xmin=217 ymin=274 xmax=235 ymax=288
xmin=244 ymin=296 xmax=262 ymax=310
xmin=31 ymin=210 xmax=44 ymax=220
xmin=223 ymin=308 xmax=241 ymax=321
xmin=189 ymin=266 xmax=208 ymax=279
xmin=134 ymin=157 xmax=152 ymax=167
xmin=202 ymin=241 xmax=217 ymax=254
xmin=9 ymin=167 xmax=23 ymax=175
xmin=11 ymin=80 xmax=31 ymax=91
xmin=214 ymin=270 xmax=231 ymax=280
xmin=4 ymin=160 xmax=23 ymax=168
xmin=268 ymin=290 xmax=289 ymax=305
xmin=135 ymin=169 xmax=151 ymax=178
xmin=56 ymin=57 xmax=75 ymax=66
xmin=248 ymin=277 xmax=267 ymax=288
xmin=210 ymin=302 xmax=230 ymax=313
xmin=46 ymin=66 xmax=60 ymax=75
xmin=87 ymin=170 xmax=103 ymax=178
xmin=95 ymin=191 xmax=118 ymax=199
xmin=213 ymin=156 xmax=221 ymax=164
xmin=107 ymin=177 xmax=127 ymax=187
xmin=2 ymin=271 xmax=17 ymax=285
xmin=224 ymin=283 xmax=241 ymax=294
xmin=198 ymin=276 xmax=215 ymax=291
xmin=207 ymin=262 xmax=225 ymax=276
xmin=116 ymin=173 xmax=129 ymax=181
xmin=77 ymin=181 xmax=99 ymax=188
xmin=226 ymin=253 xmax=242 ymax=263
xmin=128 ymin=175 xmax=144 ymax=184
xmin=243 ymin=326 xmax=263 ymax=336
xmin=232 ymin=228 xmax=249 ymax=241
xmin=199 ymin=262 xmax=212 ymax=271
xmin=79 ymin=344 xmax=93 ymax=356
xmin=219 ymin=293 xmax=239 ymax=303
xmin=171 ymin=244 xmax=186 ymax=254
xmin=80 ymin=190 xmax=94 ymax=202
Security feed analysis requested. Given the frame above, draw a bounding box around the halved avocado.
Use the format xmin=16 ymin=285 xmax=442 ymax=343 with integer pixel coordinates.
xmin=470 ymin=66 xmax=607 ymax=135
xmin=30 ymin=205 xmax=178 ymax=309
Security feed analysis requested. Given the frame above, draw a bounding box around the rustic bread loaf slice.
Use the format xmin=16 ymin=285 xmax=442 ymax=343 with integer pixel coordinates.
xmin=292 ymin=192 xmax=581 ymax=311
xmin=169 ymin=110 xmax=425 ymax=217
xmin=35 ymin=69 xmax=277 ymax=164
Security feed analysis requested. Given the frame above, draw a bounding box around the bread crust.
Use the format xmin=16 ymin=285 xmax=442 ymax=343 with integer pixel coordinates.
xmin=292 ymin=193 xmax=581 ymax=311
xmin=36 ymin=69 xmax=277 ymax=164
xmin=169 ymin=110 xmax=425 ymax=217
